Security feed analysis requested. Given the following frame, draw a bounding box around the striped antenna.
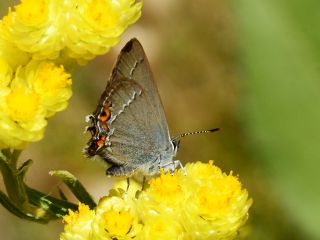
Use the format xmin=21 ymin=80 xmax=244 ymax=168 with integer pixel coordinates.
xmin=175 ymin=128 xmax=220 ymax=139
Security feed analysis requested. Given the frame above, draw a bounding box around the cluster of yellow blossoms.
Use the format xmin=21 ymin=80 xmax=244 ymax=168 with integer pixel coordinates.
xmin=0 ymin=60 xmax=72 ymax=148
xmin=0 ymin=0 xmax=142 ymax=149
xmin=61 ymin=161 xmax=252 ymax=240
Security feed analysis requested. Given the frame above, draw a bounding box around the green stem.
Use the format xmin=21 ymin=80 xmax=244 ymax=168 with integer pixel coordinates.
xmin=0 ymin=150 xmax=27 ymax=207
xmin=10 ymin=149 xmax=22 ymax=168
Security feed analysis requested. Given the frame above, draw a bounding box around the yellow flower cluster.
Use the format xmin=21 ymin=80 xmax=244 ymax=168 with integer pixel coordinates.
xmin=1 ymin=0 xmax=142 ymax=64
xmin=60 ymin=161 xmax=252 ymax=240
xmin=0 ymin=0 xmax=142 ymax=149
xmin=0 ymin=60 xmax=71 ymax=148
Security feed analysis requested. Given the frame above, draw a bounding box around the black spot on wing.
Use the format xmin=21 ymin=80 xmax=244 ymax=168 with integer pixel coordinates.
xmin=121 ymin=38 xmax=136 ymax=53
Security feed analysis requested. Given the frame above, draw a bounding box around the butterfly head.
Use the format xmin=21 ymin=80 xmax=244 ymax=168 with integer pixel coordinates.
xmin=171 ymin=138 xmax=181 ymax=155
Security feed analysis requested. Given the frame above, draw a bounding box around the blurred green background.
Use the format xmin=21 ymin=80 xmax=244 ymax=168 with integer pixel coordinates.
xmin=1 ymin=0 xmax=320 ymax=239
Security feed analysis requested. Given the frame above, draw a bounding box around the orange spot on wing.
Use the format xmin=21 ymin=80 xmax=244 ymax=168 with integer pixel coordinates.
xmin=101 ymin=122 xmax=109 ymax=131
xmin=97 ymin=135 xmax=106 ymax=147
xmin=100 ymin=106 xmax=111 ymax=122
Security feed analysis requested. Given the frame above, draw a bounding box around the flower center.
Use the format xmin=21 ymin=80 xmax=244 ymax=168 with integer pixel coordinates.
xmin=6 ymin=87 xmax=39 ymax=122
xmin=34 ymin=63 xmax=71 ymax=94
xmin=103 ymin=208 xmax=133 ymax=236
xmin=197 ymin=174 xmax=241 ymax=216
xmin=15 ymin=0 xmax=48 ymax=25
xmin=84 ymin=0 xmax=118 ymax=28
xmin=148 ymin=171 xmax=183 ymax=203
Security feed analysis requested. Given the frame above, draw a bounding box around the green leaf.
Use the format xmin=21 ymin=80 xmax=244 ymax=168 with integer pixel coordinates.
xmin=17 ymin=159 xmax=33 ymax=178
xmin=25 ymin=186 xmax=78 ymax=218
xmin=50 ymin=170 xmax=96 ymax=209
xmin=58 ymin=188 xmax=68 ymax=201
xmin=0 ymin=190 xmax=48 ymax=223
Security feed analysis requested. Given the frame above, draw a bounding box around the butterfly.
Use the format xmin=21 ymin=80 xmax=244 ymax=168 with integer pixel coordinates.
xmin=84 ymin=38 xmax=218 ymax=177
xmin=84 ymin=38 xmax=182 ymax=177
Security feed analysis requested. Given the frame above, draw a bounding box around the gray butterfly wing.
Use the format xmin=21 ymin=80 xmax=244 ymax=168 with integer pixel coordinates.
xmin=111 ymin=38 xmax=171 ymax=148
xmin=85 ymin=39 xmax=174 ymax=176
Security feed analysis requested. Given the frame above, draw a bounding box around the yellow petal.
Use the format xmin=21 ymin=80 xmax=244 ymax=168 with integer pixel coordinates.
xmin=0 ymin=58 xmax=13 ymax=88
xmin=60 ymin=203 xmax=95 ymax=240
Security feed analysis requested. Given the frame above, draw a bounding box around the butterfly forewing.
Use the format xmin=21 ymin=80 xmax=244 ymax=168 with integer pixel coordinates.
xmin=111 ymin=39 xmax=171 ymax=147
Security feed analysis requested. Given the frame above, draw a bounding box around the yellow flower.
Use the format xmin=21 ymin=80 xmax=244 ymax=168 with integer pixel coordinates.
xmin=24 ymin=61 xmax=72 ymax=116
xmin=0 ymin=85 xmax=47 ymax=149
xmin=60 ymin=203 xmax=95 ymax=240
xmin=1 ymin=0 xmax=142 ymax=64
xmin=91 ymin=196 xmax=142 ymax=240
xmin=181 ymin=161 xmax=253 ymax=239
xmin=64 ymin=0 xmax=143 ymax=64
xmin=1 ymin=0 xmax=64 ymax=59
xmin=0 ymin=60 xmax=72 ymax=149
xmin=12 ymin=60 xmax=72 ymax=117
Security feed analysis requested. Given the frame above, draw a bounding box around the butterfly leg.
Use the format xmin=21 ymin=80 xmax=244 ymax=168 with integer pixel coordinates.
xmin=160 ymin=160 xmax=185 ymax=175
xmin=126 ymin=178 xmax=130 ymax=192
xmin=172 ymin=160 xmax=186 ymax=175
xmin=141 ymin=176 xmax=146 ymax=191
xmin=175 ymin=160 xmax=186 ymax=175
